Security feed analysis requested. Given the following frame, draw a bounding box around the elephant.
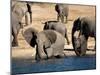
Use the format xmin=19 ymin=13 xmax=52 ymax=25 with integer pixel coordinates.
xmin=73 ymin=35 xmax=87 ymax=56
xmin=55 ymin=4 xmax=69 ymax=23
xmin=23 ymin=29 xmax=65 ymax=60
xmin=35 ymin=30 xmax=65 ymax=60
xmin=43 ymin=21 xmax=70 ymax=45
xmin=72 ymin=16 xmax=96 ymax=56
xmin=11 ymin=1 xmax=32 ymax=47
xmin=11 ymin=1 xmax=32 ymax=26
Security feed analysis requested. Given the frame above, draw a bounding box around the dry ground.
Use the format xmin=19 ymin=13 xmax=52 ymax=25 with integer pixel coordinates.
xmin=12 ymin=3 xmax=96 ymax=59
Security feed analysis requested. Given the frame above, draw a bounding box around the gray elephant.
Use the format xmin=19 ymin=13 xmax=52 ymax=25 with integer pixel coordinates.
xmin=73 ymin=35 xmax=87 ymax=56
xmin=11 ymin=1 xmax=32 ymax=47
xmin=55 ymin=4 xmax=69 ymax=23
xmin=72 ymin=17 xmax=96 ymax=56
xmin=23 ymin=29 xmax=65 ymax=60
xmin=43 ymin=21 xmax=70 ymax=45
xmin=35 ymin=30 xmax=65 ymax=60
xmin=12 ymin=1 xmax=32 ymax=26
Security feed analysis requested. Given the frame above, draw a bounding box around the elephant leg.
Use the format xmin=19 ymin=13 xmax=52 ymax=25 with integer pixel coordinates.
xmin=57 ymin=14 xmax=60 ymax=22
xmin=45 ymin=47 xmax=53 ymax=59
xmin=25 ymin=12 xmax=30 ymax=26
xmin=12 ymin=28 xmax=18 ymax=47
xmin=61 ymin=15 xmax=64 ymax=23
xmin=30 ymin=12 xmax=32 ymax=24
xmin=12 ymin=34 xmax=18 ymax=47
xmin=65 ymin=16 xmax=68 ymax=23
xmin=65 ymin=32 xmax=70 ymax=45
xmin=35 ymin=48 xmax=40 ymax=61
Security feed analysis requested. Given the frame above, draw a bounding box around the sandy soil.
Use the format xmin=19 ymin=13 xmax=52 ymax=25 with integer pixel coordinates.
xmin=12 ymin=3 xmax=96 ymax=59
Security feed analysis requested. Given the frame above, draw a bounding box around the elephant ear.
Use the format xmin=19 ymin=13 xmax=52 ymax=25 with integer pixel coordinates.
xmin=44 ymin=30 xmax=57 ymax=44
xmin=23 ymin=28 xmax=38 ymax=47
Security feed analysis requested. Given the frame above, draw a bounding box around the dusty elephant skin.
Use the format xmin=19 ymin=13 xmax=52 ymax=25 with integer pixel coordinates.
xmin=73 ymin=35 xmax=87 ymax=56
xmin=72 ymin=17 xmax=96 ymax=56
xmin=35 ymin=30 xmax=65 ymax=60
xmin=11 ymin=1 xmax=32 ymax=47
xmin=43 ymin=21 xmax=70 ymax=45
xmin=55 ymin=4 xmax=69 ymax=23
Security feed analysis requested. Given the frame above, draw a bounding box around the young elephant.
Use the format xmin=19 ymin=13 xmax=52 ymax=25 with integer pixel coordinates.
xmin=35 ymin=30 xmax=65 ymax=60
xmin=55 ymin=4 xmax=69 ymax=23
xmin=73 ymin=35 xmax=87 ymax=56
xmin=43 ymin=21 xmax=70 ymax=45
xmin=72 ymin=17 xmax=96 ymax=56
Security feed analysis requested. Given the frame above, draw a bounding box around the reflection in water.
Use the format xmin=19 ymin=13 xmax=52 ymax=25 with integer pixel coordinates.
xmin=12 ymin=55 xmax=96 ymax=74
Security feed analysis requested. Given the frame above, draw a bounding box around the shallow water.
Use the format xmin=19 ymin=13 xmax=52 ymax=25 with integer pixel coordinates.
xmin=11 ymin=55 xmax=96 ymax=74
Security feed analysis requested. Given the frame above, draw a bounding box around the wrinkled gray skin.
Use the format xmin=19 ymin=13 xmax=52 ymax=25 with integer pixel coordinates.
xmin=73 ymin=35 xmax=87 ymax=56
xmin=11 ymin=1 xmax=32 ymax=47
xmin=55 ymin=4 xmax=69 ymax=23
xmin=43 ymin=21 xmax=70 ymax=45
xmin=12 ymin=1 xmax=32 ymax=26
xmin=72 ymin=17 xmax=96 ymax=56
xmin=36 ymin=30 xmax=65 ymax=60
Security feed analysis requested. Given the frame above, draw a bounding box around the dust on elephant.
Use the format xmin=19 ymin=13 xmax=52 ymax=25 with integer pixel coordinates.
xmin=12 ymin=1 xmax=32 ymax=26
xmin=35 ymin=30 xmax=65 ymax=60
xmin=72 ymin=17 xmax=96 ymax=56
xmin=55 ymin=4 xmax=69 ymax=23
xmin=43 ymin=21 xmax=70 ymax=45
xmin=73 ymin=35 xmax=87 ymax=56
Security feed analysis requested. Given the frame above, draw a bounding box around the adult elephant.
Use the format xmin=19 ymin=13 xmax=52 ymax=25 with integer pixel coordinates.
xmin=72 ymin=17 xmax=96 ymax=56
xmin=55 ymin=4 xmax=69 ymax=23
xmin=12 ymin=1 xmax=32 ymax=26
xmin=11 ymin=1 xmax=32 ymax=47
xmin=23 ymin=29 xmax=65 ymax=60
xmin=43 ymin=21 xmax=70 ymax=45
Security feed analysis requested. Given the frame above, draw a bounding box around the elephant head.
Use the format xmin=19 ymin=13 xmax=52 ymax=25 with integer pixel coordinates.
xmin=73 ymin=35 xmax=87 ymax=56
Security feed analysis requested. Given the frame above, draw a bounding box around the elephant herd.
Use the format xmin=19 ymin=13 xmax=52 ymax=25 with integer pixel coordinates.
xmin=11 ymin=1 xmax=96 ymax=60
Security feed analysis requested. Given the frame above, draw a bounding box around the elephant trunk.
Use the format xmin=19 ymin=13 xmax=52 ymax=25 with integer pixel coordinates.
xmin=36 ymin=40 xmax=47 ymax=59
